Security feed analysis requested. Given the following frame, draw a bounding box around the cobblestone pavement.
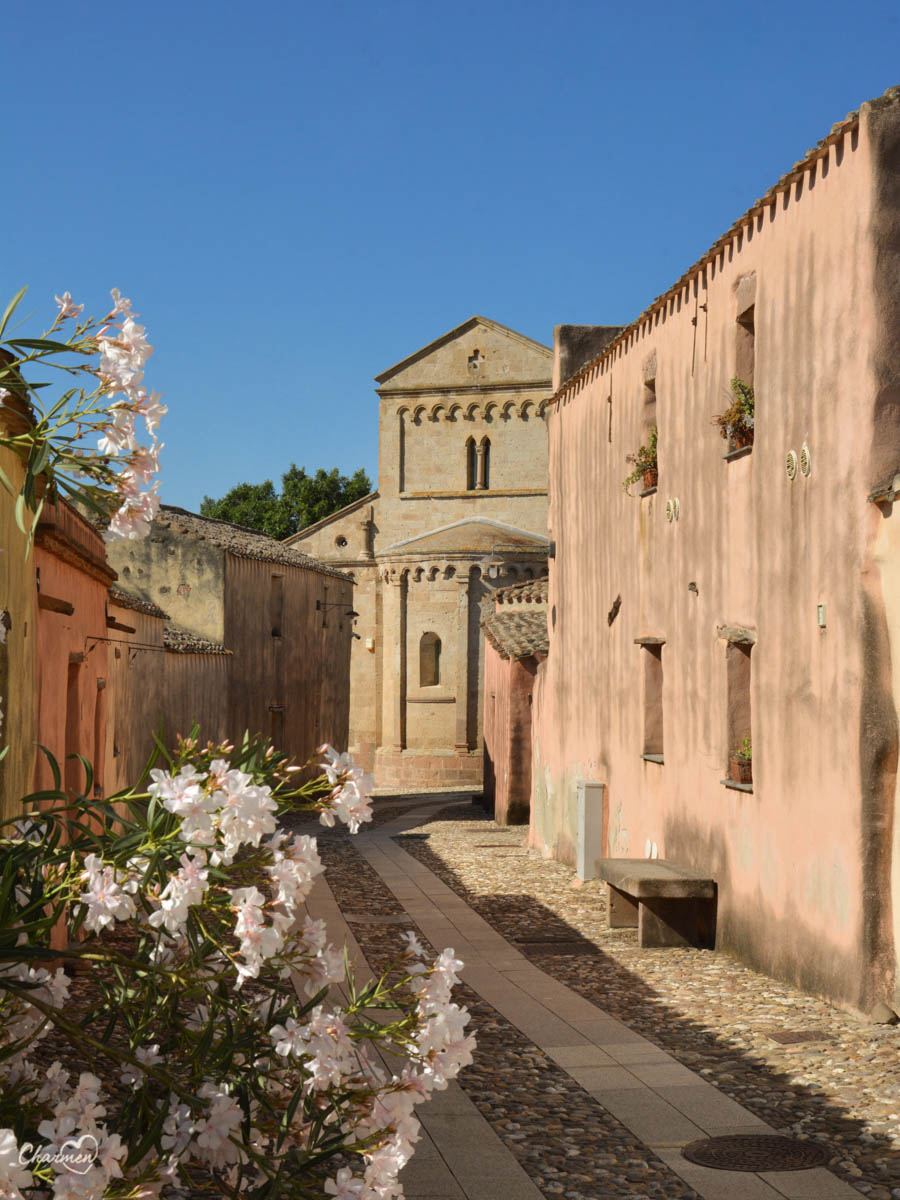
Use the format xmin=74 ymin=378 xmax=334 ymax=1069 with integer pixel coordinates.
xmin=392 ymin=801 xmax=900 ymax=1199
xmin=317 ymin=829 xmax=703 ymax=1199
xmin=314 ymin=830 xmax=705 ymax=1195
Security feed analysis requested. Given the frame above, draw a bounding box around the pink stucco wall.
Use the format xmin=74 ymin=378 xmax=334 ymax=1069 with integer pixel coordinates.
xmin=532 ymin=95 xmax=900 ymax=1013
xmin=484 ymin=644 xmax=536 ymax=824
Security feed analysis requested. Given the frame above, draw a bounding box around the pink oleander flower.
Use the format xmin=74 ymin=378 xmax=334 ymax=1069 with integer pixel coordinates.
xmin=108 ymin=288 xmax=133 ymax=317
xmin=54 ymin=291 xmax=83 ymax=319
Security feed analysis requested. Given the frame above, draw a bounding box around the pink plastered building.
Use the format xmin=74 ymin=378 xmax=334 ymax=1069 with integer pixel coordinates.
xmin=532 ymin=87 xmax=900 ymax=1015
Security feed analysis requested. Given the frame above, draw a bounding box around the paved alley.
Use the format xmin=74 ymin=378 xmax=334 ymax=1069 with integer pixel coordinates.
xmin=303 ymin=795 xmax=894 ymax=1200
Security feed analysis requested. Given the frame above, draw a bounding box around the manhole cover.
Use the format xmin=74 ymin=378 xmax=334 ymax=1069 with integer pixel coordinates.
xmin=682 ymin=1135 xmax=830 ymax=1172
xmin=764 ymin=1029 xmax=832 ymax=1045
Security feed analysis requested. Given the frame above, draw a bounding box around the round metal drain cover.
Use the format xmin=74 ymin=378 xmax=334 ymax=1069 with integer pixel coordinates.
xmin=682 ymin=1135 xmax=829 ymax=1172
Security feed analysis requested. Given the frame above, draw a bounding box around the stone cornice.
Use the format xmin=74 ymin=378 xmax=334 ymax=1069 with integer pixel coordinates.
xmin=399 ymin=488 xmax=547 ymax=500
xmin=378 ymin=380 xmax=551 ymax=399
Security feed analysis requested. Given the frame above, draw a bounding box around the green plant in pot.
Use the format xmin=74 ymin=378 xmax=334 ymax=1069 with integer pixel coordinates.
xmin=713 ymin=377 xmax=754 ymax=450
xmin=729 ymin=736 xmax=752 ymax=784
xmin=622 ymin=423 xmax=658 ymax=494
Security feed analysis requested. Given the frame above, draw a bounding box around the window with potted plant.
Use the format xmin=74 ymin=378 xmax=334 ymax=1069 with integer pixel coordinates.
xmin=622 ymin=423 xmax=658 ymax=495
xmin=729 ymin=736 xmax=752 ymax=784
xmin=712 ymin=377 xmax=754 ymax=451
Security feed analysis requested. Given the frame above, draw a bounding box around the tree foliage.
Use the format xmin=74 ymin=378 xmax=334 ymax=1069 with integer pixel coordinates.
xmin=201 ymin=463 xmax=371 ymax=539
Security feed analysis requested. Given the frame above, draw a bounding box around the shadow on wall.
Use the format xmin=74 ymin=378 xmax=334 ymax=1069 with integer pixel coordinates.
xmin=662 ymin=813 xmax=877 ymax=1014
xmin=397 ymin=824 xmax=900 ymax=1198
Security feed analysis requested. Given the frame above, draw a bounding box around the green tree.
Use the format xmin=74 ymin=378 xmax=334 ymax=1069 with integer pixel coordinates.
xmin=201 ymin=463 xmax=371 ymax=539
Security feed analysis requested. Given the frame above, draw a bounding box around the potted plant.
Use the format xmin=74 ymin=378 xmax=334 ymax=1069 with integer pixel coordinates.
xmin=713 ymin=377 xmax=754 ymax=449
xmin=622 ymin=424 xmax=658 ymax=494
xmin=729 ymin=736 xmax=752 ymax=784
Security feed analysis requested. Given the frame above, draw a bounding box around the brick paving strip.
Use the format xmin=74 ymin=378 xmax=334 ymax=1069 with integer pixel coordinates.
xmin=302 ymin=797 xmax=866 ymax=1200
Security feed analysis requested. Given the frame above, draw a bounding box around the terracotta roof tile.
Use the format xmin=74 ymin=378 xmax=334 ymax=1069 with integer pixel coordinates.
xmin=493 ymin=577 xmax=548 ymax=605
xmin=108 ymin=585 xmax=169 ymax=620
xmin=158 ymin=506 xmax=351 ymax=579
xmin=164 ymin=625 xmax=231 ymax=655
xmin=482 ymin=610 xmax=549 ymax=660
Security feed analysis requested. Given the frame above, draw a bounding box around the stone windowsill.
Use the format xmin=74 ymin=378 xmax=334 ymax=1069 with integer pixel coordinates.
xmin=639 ymin=485 xmax=658 ymax=498
xmin=721 ymin=779 xmax=754 ymax=793
xmin=723 ymin=445 xmax=753 ymax=462
xmin=641 ymin=753 xmax=664 ymax=765
xmin=407 ymin=694 xmax=456 ymax=705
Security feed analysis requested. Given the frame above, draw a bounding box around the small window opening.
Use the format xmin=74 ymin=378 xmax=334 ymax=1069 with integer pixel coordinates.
xmin=93 ymin=679 xmax=106 ymax=798
xmin=468 ymin=348 xmax=481 ymax=371
xmin=480 ymin=436 xmax=491 ymax=490
xmin=466 ymin=437 xmax=477 ymax=490
xmin=65 ymin=663 xmax=81 ymax=798
xmin=335 ymin=535 xmax=348 ymax=548
xmin=726 ymin=642 xmax=752 ymax=785
xmin=735 ymin=305 xmax=755 ymax=388
xmin=269 ymin=705 xmax=285 ymax=749
xmin=420 ymin=632 xmax=441 ymax=687
xmin=643 ymin=644 xmax=663 ymax=759
xmin=270 ymin=575 xmax=284 ymax=638
xmin=643 ymin=376 xmax=657 ymax=438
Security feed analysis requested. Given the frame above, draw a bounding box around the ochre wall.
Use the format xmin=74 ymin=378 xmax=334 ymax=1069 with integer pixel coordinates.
xmin=0 ymin=446 xmax=36 ymax=819
xmin=533 ymin=106 xmax=898 ymax=1012
xmin=111 ymin=531 xmax=225 ymax=643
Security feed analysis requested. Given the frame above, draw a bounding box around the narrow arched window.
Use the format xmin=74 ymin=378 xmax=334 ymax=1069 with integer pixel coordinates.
xmin=480 ymin=436 xmax=491 ymax=489
xmin=466 ymin=437 xmax=477 ymax=490
xmin=420 ymin=632 xmax=441 ymax=687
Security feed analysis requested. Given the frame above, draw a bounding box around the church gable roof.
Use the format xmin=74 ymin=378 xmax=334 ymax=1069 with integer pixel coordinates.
xmin=374 ymin=316 xmax=552 ymax=392
xmin=382 ymin=517 xmax=549 ymax=558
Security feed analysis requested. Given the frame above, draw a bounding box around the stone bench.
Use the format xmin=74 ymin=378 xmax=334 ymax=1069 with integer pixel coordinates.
xmin=596 ymin=859 xmax=717 ymax=949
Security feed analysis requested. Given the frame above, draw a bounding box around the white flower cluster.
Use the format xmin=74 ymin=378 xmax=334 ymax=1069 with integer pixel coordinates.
xmin=269 ymin=935 xmax=476 ymax=1200
xmin=1 ymin=743 xmax=475 ymax=1199
xmin=0 ymin=1069 xmax=127 ymax=1200
xmin=78 ymin=854 xmax=139 ymax=933
xmin=80 ymin=289 xmax=167 ymax=541
xmin=0 ymin=960 xmax=70 ymax=1085
xmin=319 ymin=745 xmax=375 ymax=833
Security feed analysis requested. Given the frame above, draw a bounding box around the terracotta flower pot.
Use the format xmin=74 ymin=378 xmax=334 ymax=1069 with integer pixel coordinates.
xmin=729 ymin=756 xmax=752 ymax=784
xmin=642 ymin=467 xmax=658 ymax=490
xmin=730 ymin=426 xmax=754 ymax=450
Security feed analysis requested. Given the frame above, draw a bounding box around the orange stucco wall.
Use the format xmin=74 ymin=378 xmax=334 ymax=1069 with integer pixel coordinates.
xmin=533 ymin=99 xmax=900 ymax=1012
xmin=33 ymin=502 xmax=112 ymax=799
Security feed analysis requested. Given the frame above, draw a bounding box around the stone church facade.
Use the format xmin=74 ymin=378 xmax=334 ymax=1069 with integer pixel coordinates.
xmin=288 ymin=316 xmax=551 ymax=791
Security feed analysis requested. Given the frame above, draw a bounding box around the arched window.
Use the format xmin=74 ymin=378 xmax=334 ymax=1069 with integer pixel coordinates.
xmin=481 ymin=437 xmax=491 ymax=489
xmin=466 ymin=438 xmax=477 ymax=490
xmin=420 ymin=632 xmax=441 ymax=687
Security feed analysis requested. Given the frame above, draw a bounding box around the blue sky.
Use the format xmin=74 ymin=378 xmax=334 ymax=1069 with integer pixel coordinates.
xmin=3 ymin=1 xmax=898 ymax=513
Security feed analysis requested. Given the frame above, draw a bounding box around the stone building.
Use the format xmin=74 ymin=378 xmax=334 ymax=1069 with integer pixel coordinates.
xmin=288 ymin=316 xmax=552 ymax=791
xmin=532 ymin=87 xmax=900 ymax=1015
xmin=106 ymin=505 xmax=354 ymax=770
